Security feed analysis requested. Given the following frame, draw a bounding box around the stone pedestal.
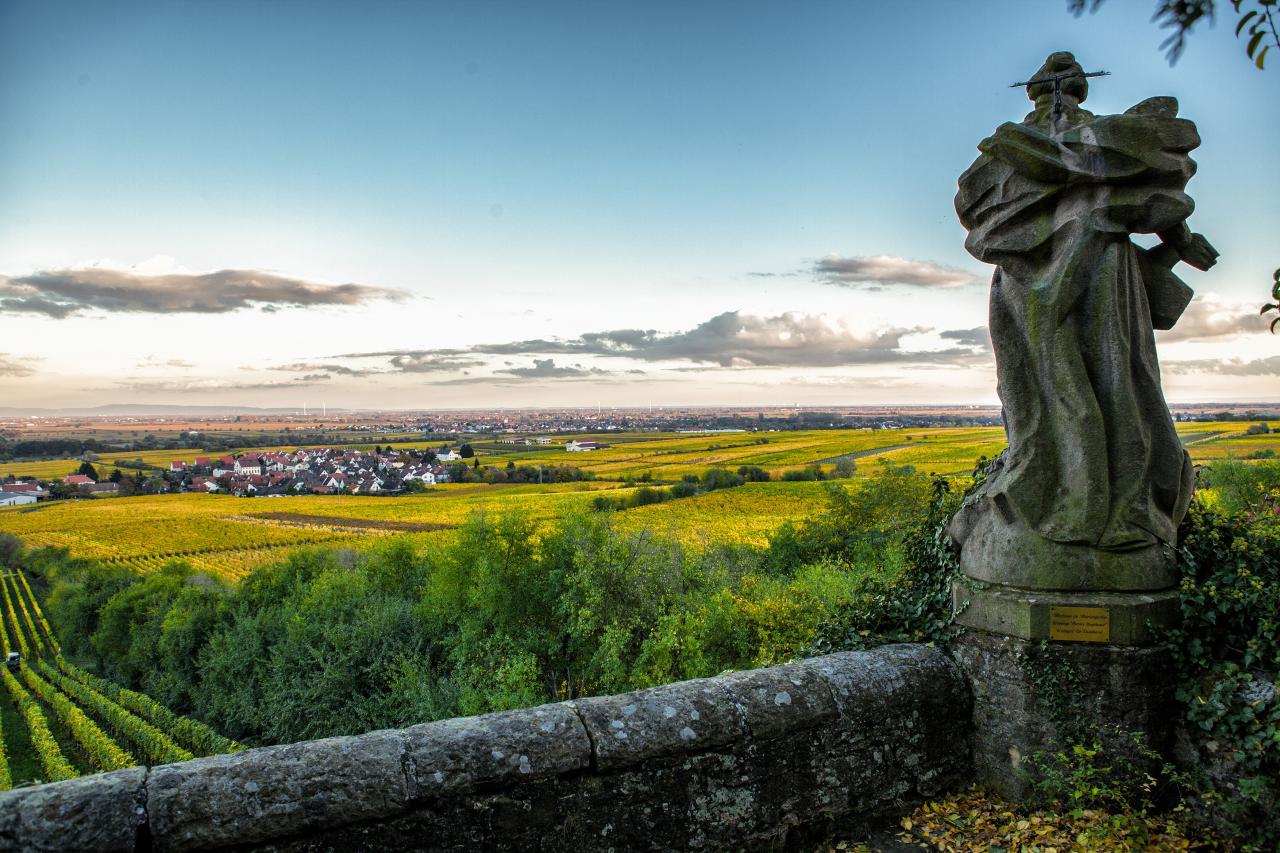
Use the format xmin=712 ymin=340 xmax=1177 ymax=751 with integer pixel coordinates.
xmin=951 ymin=579 xmax=1179 ymax=799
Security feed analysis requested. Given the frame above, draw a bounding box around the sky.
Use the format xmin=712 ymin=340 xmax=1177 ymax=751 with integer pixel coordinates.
xmin=1 ymin=0 xmax=1276 ymax=411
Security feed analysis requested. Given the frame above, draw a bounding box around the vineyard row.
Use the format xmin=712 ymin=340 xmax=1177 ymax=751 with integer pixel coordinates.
xmin=0 ymin=567 xmax=241 ymax=790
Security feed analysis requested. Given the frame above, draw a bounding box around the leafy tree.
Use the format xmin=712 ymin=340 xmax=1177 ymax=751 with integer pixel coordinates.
xmin=629 ymin=486 xmax=666 ymax=507
xmin=1070 ymin=0 xmax=1279 ymax=68
xmin=76 ymin=461 xmax=99 ymax=480
xmin=1263 ymin=267 xmax=1280 ymax=333
xmin=781 ymin=464 xmax=827 ymax=482
xmin=669 ymin=481 xmax=698 ymax=499
xmin=1198 ymin=457 xmax=1280 ymax=515
xmin=0 ymin=533 xmax=22 ymax=567
xmin=701 ymin=467 xmax=745 ymax=491
xmin=765 ymin=468 xmax=935 ymax=572
xmin=458 ymin=443 xmax=475 ymax=459
xmin=46 ymin=481 xmax=79 ymax=500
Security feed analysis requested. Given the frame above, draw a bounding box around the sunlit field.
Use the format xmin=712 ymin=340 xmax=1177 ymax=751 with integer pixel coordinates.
xmin=1 ymin=423 xmax=1275 ymax=582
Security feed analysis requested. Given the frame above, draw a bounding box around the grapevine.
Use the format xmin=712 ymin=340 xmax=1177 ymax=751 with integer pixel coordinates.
xmin=0 ymin=573 xmax=30 ymax=658
xmin=15 ymin=569 xmax=60 ymax=654
xmin=18 ymin=663 xmax=135 ymax=772
xmin=38 ymin=659 xmax=192 ymax=765
xmin=7 ymin=572 xmax=46 ymax=656
xmin=1 ymin=668 xmax=77 ymax=783
xmin=54 ymin=657 xmax=242 ymax=756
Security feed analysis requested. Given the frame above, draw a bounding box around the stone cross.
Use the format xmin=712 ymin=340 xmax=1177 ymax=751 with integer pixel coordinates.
xmin=1009 ymin=68 xmax=1109 ymax=124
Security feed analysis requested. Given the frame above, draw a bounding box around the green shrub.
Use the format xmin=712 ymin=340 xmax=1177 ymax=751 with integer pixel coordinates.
xmin=806 ymin=476 xmax=961 ymax=652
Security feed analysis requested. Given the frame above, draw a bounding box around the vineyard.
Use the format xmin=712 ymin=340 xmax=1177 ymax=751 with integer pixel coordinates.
xmin=0 ymin=566 xmax=240 ymax=789
xmin=0 ymin=425 xmax=1275 ymax=584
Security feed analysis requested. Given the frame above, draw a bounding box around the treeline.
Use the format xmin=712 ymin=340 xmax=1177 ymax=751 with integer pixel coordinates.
xmin=0 ymin=439 xmax=113 ymax=460
xmin=11 ymin=468 xmax=946 ymax=746
xmin=438 ymin=461 xmax=595 ymax=486
xmin=590 ymin=462 xmax=858 ymax=512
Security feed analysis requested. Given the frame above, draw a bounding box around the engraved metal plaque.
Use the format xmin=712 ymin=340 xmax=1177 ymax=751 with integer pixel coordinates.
xmin=1049 ymin=606 xmax=1110 ymax=642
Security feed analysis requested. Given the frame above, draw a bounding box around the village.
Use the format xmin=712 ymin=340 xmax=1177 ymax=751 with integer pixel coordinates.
xmin=166 ymin=446 xmax=459 ymax=496
xmin=0 ymin=439 xmax=613 ymax=503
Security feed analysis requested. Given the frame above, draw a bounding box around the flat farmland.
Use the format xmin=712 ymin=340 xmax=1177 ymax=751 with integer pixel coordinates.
xmin=0 ymin=482 xmax=619 ymax=581
xmin=472 ymin=430 xmax=931 ymax=479
xmin=614 ymin=481 xmax=833 ymax=548
xmin=476 ymin=422 xmax=1279 ymax=478
xmin=0 ymin=423 xmax=1275 ymax=583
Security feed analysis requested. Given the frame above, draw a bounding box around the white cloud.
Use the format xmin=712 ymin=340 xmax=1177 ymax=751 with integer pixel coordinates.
xmin=814 ymin=254 xmax=975 ymax=288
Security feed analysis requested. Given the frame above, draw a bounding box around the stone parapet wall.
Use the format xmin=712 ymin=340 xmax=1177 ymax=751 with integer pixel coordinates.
xmin=0 ymin=644 xmax=971 ymax=852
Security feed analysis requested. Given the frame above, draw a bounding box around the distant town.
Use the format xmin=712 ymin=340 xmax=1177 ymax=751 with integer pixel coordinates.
xmin=1 ymin=403 xmax=1277 ymax=504
xmin=0 ymin=439 xmax=623 ymax=502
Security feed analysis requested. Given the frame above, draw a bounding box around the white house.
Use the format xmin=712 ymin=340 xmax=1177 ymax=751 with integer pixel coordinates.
xmin=566 ymin=440 xmax=598 ymax=452
xmin=436 ymin=450 xmax=461 ymax=462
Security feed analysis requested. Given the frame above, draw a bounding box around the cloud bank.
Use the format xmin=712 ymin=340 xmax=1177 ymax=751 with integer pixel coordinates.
xmin=335 ymin=310 xmax=989 ymax=378
xmin=814 ymin=254 xmax=975 ymax=288
xmin=1165 ymin=355 xmax=1280 ymax=377
xmin=939 ymin=326 xmax=991 ymax=350
xmin=496 ymin=358 xmax=610 ymax=378
xmin=0 ymin=268 xmax=405 ymax=317
xmin=113 ymin=375 xmax=334 ymax=394
xmin=1157 ymin=296 xmax=1269 ymax=343
xmin=0 ymin=355 xmax=34 ymax=378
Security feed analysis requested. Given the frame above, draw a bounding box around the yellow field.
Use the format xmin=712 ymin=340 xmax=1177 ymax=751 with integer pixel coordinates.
xmin=0 ymin=423 xmax=1275 ymax=583
xmin=6 ymin=421 xmax=1274 ymax=484
xmin=0 ymin=483 xmax=621 ymax=581
xmin=614 ymin=481 xmax=833 ymax=548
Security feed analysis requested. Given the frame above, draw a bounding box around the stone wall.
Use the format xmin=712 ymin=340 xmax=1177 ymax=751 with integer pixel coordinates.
xmin=0 ymin=644 xmax=971 ymax=852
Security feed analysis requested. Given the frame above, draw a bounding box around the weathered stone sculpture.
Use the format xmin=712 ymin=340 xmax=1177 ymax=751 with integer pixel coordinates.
xmin=951 ymin=50 xmax=1216 ymax=586
xmin=949 ymin=51 xmax=1218 ymax=795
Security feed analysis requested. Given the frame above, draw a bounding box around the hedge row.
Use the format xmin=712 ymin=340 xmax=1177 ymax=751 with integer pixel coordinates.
xmin=18 ymin=663 xmax=133 ymax=773
xmin=55 ymin=657 xmax=242 ymax=757
xmin=1 ymin=668 xmax=75 ymax=783
xmin=39 ymin=659 xmax=192 ymax=766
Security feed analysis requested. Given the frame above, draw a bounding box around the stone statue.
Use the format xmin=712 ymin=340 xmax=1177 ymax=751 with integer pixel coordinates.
xmin=949 ymin=51 xmax=1218 ymax=589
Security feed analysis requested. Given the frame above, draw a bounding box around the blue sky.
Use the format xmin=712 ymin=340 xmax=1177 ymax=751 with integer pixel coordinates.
xmin=1 ymin=0 xmax=1276 ymax=408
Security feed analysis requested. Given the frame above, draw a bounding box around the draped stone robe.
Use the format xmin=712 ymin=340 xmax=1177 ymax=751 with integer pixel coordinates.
xmin=952 ymin=99 xmax=1196 ymax=555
